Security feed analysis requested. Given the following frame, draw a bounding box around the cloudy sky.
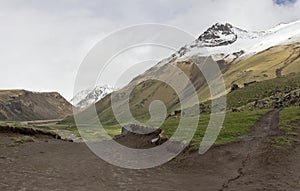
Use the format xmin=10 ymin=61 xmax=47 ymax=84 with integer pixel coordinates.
xmin=1 ymin=0 xmax=300 ymax=100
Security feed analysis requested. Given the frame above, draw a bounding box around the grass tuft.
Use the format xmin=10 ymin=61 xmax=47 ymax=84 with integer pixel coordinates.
xmin=13 ymin=136 xmax=34 ymax=144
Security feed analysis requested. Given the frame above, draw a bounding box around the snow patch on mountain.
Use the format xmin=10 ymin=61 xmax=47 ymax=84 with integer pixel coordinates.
xmin=71 ymin=85 xmax=115 ymax=108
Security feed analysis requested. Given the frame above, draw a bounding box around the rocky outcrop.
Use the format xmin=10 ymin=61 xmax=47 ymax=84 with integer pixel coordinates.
xmin=114 ymin=124 xmax=167 ymax=149
xmin=198 ymin=23 xmax=237 ymax=47
xmin=250 ymin=89 xmax=300 ymax=110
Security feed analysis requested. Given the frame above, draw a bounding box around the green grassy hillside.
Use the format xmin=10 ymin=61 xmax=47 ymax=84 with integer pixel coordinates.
xmin=62 ymin=42 xmax=300 ymax=130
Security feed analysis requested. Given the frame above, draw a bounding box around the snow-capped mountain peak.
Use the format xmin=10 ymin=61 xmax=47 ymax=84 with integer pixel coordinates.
xmin=71 ymin=85 xmax=115 ymax=108
xmin=198 ymin=23 xmax=237 ymax=47
xmin=173 ymin=20 xmax=300 ymax=63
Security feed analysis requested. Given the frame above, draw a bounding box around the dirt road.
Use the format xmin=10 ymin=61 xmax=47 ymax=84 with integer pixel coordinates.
xmin=1 ymin=110 xmax=300 ymax=191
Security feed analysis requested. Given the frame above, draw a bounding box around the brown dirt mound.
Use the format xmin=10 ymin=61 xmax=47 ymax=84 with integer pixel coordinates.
xmin=113 ymin=124 xmax=167 ymax=149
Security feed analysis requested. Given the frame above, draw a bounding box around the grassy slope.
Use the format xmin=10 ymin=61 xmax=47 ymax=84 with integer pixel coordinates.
xmin=94 ymin=43 xmax=300 ymax=124
xmin=161 ymin=109 xmax=269 ymax=151
xmin=223 ymin=43 xmax=300 ymax=87
xmin=279 ymin=106 xmax=300 ymax=135
xmin=59 ymin=42 xmax=300 ymax=147
xmin=273 ymin=106 xmax=300 ymax=146
xmin=179 ymin=43 xmax=300 ymax=107
xmin=63 ymin=72 xmax=300 ymax=124
xmin=226 ymin=73 xmax=300 ymax=109
xmin=59 ymin=109 xmax=269 ymax=146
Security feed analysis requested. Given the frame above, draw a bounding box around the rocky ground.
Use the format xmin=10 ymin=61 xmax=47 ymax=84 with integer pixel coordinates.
xmin=0 ymin=110 xmax=300 ymax=191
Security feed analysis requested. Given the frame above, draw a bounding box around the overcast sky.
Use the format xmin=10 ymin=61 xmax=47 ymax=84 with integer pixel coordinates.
xmin=1 ymin=0 xmax=300 ymax=100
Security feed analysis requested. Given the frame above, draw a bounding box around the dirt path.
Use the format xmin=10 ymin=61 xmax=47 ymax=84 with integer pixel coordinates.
xmin=1 ymin=110 xmax=300 ymax=191
xmin=220 ymin=110 xmax=280 ymax=190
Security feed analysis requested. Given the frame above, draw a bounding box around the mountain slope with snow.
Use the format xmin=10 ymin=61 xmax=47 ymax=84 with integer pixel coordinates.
xmin=71 ymin=85 xmax=115 ymax=108
xmin=63 ymin=20 xmax=300 ymax=125
xmin=172 ymin=20 xmax=300 ymax=63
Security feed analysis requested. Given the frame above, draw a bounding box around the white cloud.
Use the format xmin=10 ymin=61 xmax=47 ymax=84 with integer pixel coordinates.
xmin=169 ymin=0 xmax=300 ymax=35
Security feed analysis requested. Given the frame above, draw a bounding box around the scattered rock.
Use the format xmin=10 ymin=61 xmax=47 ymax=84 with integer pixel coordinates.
xmin=244 ymin=81 xmax=257 ymax=87
xmin=230 ymin=84 xmax=240 ymax=92
xmin=231 ymin=108 xmax=241 ymax=112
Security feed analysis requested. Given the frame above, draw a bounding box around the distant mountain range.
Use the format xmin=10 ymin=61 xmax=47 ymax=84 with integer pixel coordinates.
xmin=0 ymin=90 xmax=72 ymax=121
xmin=70 ymin=85 xmax=115 ymax=108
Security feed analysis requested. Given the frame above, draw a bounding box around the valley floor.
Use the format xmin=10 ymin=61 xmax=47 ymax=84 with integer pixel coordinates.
xmin=1 ymin=110 xmax=300 ymax=191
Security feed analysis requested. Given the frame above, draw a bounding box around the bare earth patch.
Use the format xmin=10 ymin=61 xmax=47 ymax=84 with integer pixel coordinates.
xmin=1 ymin=110 xmax=300 ymax=191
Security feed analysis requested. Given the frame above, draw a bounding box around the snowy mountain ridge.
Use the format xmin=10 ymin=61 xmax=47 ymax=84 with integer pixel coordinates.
xmin=71 ymin=20 xmax=300 ymax=108
xmin=71 ymin=85 xmax=115 ymax=108
xmin=163 ymin=20 xmax=300 ymax=64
